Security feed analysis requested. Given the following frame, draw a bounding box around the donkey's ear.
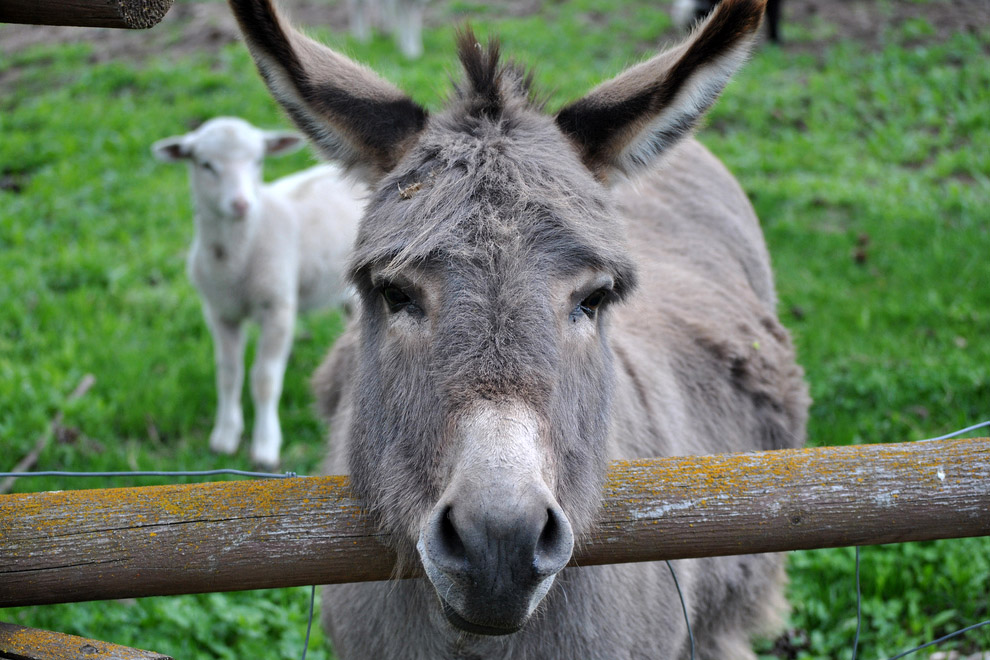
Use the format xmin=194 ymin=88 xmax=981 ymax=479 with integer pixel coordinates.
xmin=555 ymin=0 xmax=765 ymax=180
xmin=227 ymin=0 xmax=428 ymax=181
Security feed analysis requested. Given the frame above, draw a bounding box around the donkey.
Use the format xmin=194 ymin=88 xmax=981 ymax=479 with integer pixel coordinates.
xmin=227 ymin=0 xmax=809 ymax=656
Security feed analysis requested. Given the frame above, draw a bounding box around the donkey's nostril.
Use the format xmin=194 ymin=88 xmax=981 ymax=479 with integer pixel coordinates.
xmin=538 ymin=508 xmax=558 ymax=551
xmin=534 ymin=506 xmax=574 ymax=576
xmin=423 ymin=504 xmax=471 ymax=575
xmin=439 ymin=506 xmax=466 ymax=562
xmin=418 ymin=491 xmax=575 ymax=633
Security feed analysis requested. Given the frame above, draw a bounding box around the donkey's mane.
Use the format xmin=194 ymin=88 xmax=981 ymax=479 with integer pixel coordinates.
xmin=453 ymin=28 xmax=540 ymax=119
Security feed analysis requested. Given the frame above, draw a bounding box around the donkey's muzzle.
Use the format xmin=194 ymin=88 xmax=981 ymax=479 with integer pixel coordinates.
xmin=418 ymin=486 xmax=574 ymax=635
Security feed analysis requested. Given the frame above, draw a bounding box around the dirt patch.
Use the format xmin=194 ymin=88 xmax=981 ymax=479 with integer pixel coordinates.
xmin=780 ymin=0 xmax=989 ymax=51
xmin=0 ymin=0 xmax=546 ymax=64
xmin=2 ymin=0 xmax=986 ymax=67
xmin=0 ymin=0 xmax=985 ymax=96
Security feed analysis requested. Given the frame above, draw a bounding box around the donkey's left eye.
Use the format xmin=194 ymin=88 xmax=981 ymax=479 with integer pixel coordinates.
xmin=581 ymin=289 xmax=608 ymax=315
xmin=571 ymin=288 xmax=610 ymax=323
xmin=581 ymin=289 xmax=608 ymax=318
xmin=381 ymin=283 xmax=415 ymax=314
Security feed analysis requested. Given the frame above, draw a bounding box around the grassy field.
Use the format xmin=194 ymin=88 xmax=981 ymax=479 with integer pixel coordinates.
xmin=2 ymin=0 xmax=989 ymax=658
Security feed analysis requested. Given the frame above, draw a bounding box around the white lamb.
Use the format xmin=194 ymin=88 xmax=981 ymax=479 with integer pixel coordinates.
xmin=152 ymin=116 xmax=365 ymax=468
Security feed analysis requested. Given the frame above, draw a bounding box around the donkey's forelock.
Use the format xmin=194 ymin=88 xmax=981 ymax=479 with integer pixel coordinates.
xmin=344 ymin=123 xmax=639 ymax=301
xmin=335 ymin=28 xmax=637 ymax=297
xmin=452 ymin=28 xmax=540 ymax=120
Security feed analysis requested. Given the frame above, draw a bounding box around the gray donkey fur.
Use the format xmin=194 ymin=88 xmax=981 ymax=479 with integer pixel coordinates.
xmin=227 ymin=0 xmax=809 ymax=657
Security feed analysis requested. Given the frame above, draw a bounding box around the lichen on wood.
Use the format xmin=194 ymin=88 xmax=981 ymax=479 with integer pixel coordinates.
xmin=0 ymin=622 xmax=173 ymax=660
xmin=1 ymin=438 xmax=988 ymax=607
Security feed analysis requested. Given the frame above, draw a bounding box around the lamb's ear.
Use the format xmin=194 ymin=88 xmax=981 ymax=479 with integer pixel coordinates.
xmin=151 ymin=136 xmax=191 ymax=162
xmin=555 ymin=0 xmax=764 ymax=181
xmin=227 ymin=0 xmax=428 ymax=181
xmin=263 ymin=131 xmax=306 ymax=157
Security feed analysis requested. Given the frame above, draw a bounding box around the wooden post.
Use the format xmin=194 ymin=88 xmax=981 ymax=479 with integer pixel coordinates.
xmin=1 ymin=438 xmax=988 ymax=607
xmin=0 ymin=622 xmax=173 ymax=660
xmin=0 ymin=0 xmax=173 ymax=29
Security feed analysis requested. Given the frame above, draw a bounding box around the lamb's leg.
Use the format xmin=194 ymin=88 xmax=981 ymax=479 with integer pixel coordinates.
xmin=249 ymin=303 xmax=295 ymax=469
xmin=205 ymin=307 xmax=246 ymax=455
xmin=394 ymin=0 xmax=424 ymax=59
xmin=348 ymin=0 xmax=371 ymax=42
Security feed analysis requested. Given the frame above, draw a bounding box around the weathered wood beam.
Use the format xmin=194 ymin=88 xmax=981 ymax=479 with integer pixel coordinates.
xmin=0 ymin=622 xmax=172 ymax=660
xmin=0 ymin=0 xmax=173 ymax=29
xmin=1 ymin=438 xmax=988 ymax=607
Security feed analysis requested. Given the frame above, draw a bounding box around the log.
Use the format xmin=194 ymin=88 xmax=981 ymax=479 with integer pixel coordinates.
xmin=0 ymin=0 xmax=173 ymax=29
xmin=1 ymin=438 xmax=988 ymax=607
xmin=0 ymin=622 xmax=173 ymax=660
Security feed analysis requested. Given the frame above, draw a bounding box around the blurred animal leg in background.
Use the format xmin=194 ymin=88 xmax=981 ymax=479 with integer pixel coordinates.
xmin=394 ymin=0 xmax=425 ymax=58
xmin=347 ymin=0 xmax=426 ymax=58
xmin=204 ymin=306 xmax=246 ymax=456
xmin=249 ymin=301 xmax=296 ymax=469
xmin=348 ymin=0 xmax=374 ymax=42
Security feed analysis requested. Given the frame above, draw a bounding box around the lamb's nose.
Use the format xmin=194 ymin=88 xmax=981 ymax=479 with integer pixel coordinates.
xmin=230 ymin=198 xmax=249 ymax=217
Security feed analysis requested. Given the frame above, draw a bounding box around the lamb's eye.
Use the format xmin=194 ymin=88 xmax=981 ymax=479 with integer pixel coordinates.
xmin=579 ymin=288 xmax=609 ymax=318
xmin=381 ymin=283 xmax=413 ymax=313
xmin=199 ymin=160 xmax=217 ymax=174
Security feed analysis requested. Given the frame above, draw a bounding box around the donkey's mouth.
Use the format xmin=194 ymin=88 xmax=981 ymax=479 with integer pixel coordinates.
xmin=439 ymin=596 xmax=524 ymax=636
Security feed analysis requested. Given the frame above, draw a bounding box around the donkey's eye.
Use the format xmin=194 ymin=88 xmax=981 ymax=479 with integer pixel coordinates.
xmin=570 ymin=287 xmax=611 ymax=324
xmin=579 ymin=288 xmax=609 ymax=318
xmin=380 ymin=283 xmax=415 ymax=314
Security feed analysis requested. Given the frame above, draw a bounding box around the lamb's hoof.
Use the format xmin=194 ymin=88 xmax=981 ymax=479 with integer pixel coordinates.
xmin=251 ymin=426 xmax=282 ymax=472
xmin=209 ymin=429 xmax=241 ymax=455
xmin=251 ymin=453 xmax=281 ymax=473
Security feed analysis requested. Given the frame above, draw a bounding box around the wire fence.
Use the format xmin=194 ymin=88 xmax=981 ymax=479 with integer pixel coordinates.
xmin=3 ymin=420 xmax=990 ymax=660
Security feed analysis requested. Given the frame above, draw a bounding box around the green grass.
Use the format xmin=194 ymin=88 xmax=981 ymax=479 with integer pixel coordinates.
xmin=2 ymin=2 xmax=989 ymax=658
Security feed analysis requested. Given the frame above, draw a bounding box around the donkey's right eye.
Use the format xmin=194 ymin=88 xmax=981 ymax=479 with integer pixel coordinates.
xmin=381 ymin=283 xmax=414 ymax=313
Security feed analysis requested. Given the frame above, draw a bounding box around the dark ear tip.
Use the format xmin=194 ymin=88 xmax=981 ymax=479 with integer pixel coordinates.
xmin=709 ymin=0 xmax=767 ymax=33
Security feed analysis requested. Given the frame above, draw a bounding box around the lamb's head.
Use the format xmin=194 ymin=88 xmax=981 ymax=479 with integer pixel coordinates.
xmin=152 ymin=116 xmax=304 ymax=221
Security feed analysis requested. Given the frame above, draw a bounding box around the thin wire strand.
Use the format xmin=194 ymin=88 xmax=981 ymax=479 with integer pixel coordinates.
xmin=666 ymin=560 xmax=695 ymax=660
xmin=301 ymin=585 xmax=316 ymax=660
xmin=920 ymin=420 xmax=990 ymax=442
xmin=852 ymin=419 xmax=990 ymax=660
xmin=0 ymin=469 xmax=303 ymax=479
xmin=851 ymin=546 xmax=862 ymax=660
xmin=887 ymin=619 xmax=990 ymax=660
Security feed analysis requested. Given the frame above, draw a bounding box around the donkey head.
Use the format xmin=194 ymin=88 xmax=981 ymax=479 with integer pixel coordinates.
xmin=229 ymin=0 xmax=766 ymax=635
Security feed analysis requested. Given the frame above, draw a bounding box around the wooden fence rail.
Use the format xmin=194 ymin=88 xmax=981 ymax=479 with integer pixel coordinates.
xmin=0 ymin=622 xmax=173 ymax=660
xmin=2 ymin=437 xmax=988 ymax=607
xmin=0 ymin=0 xmax=173 ymax=29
